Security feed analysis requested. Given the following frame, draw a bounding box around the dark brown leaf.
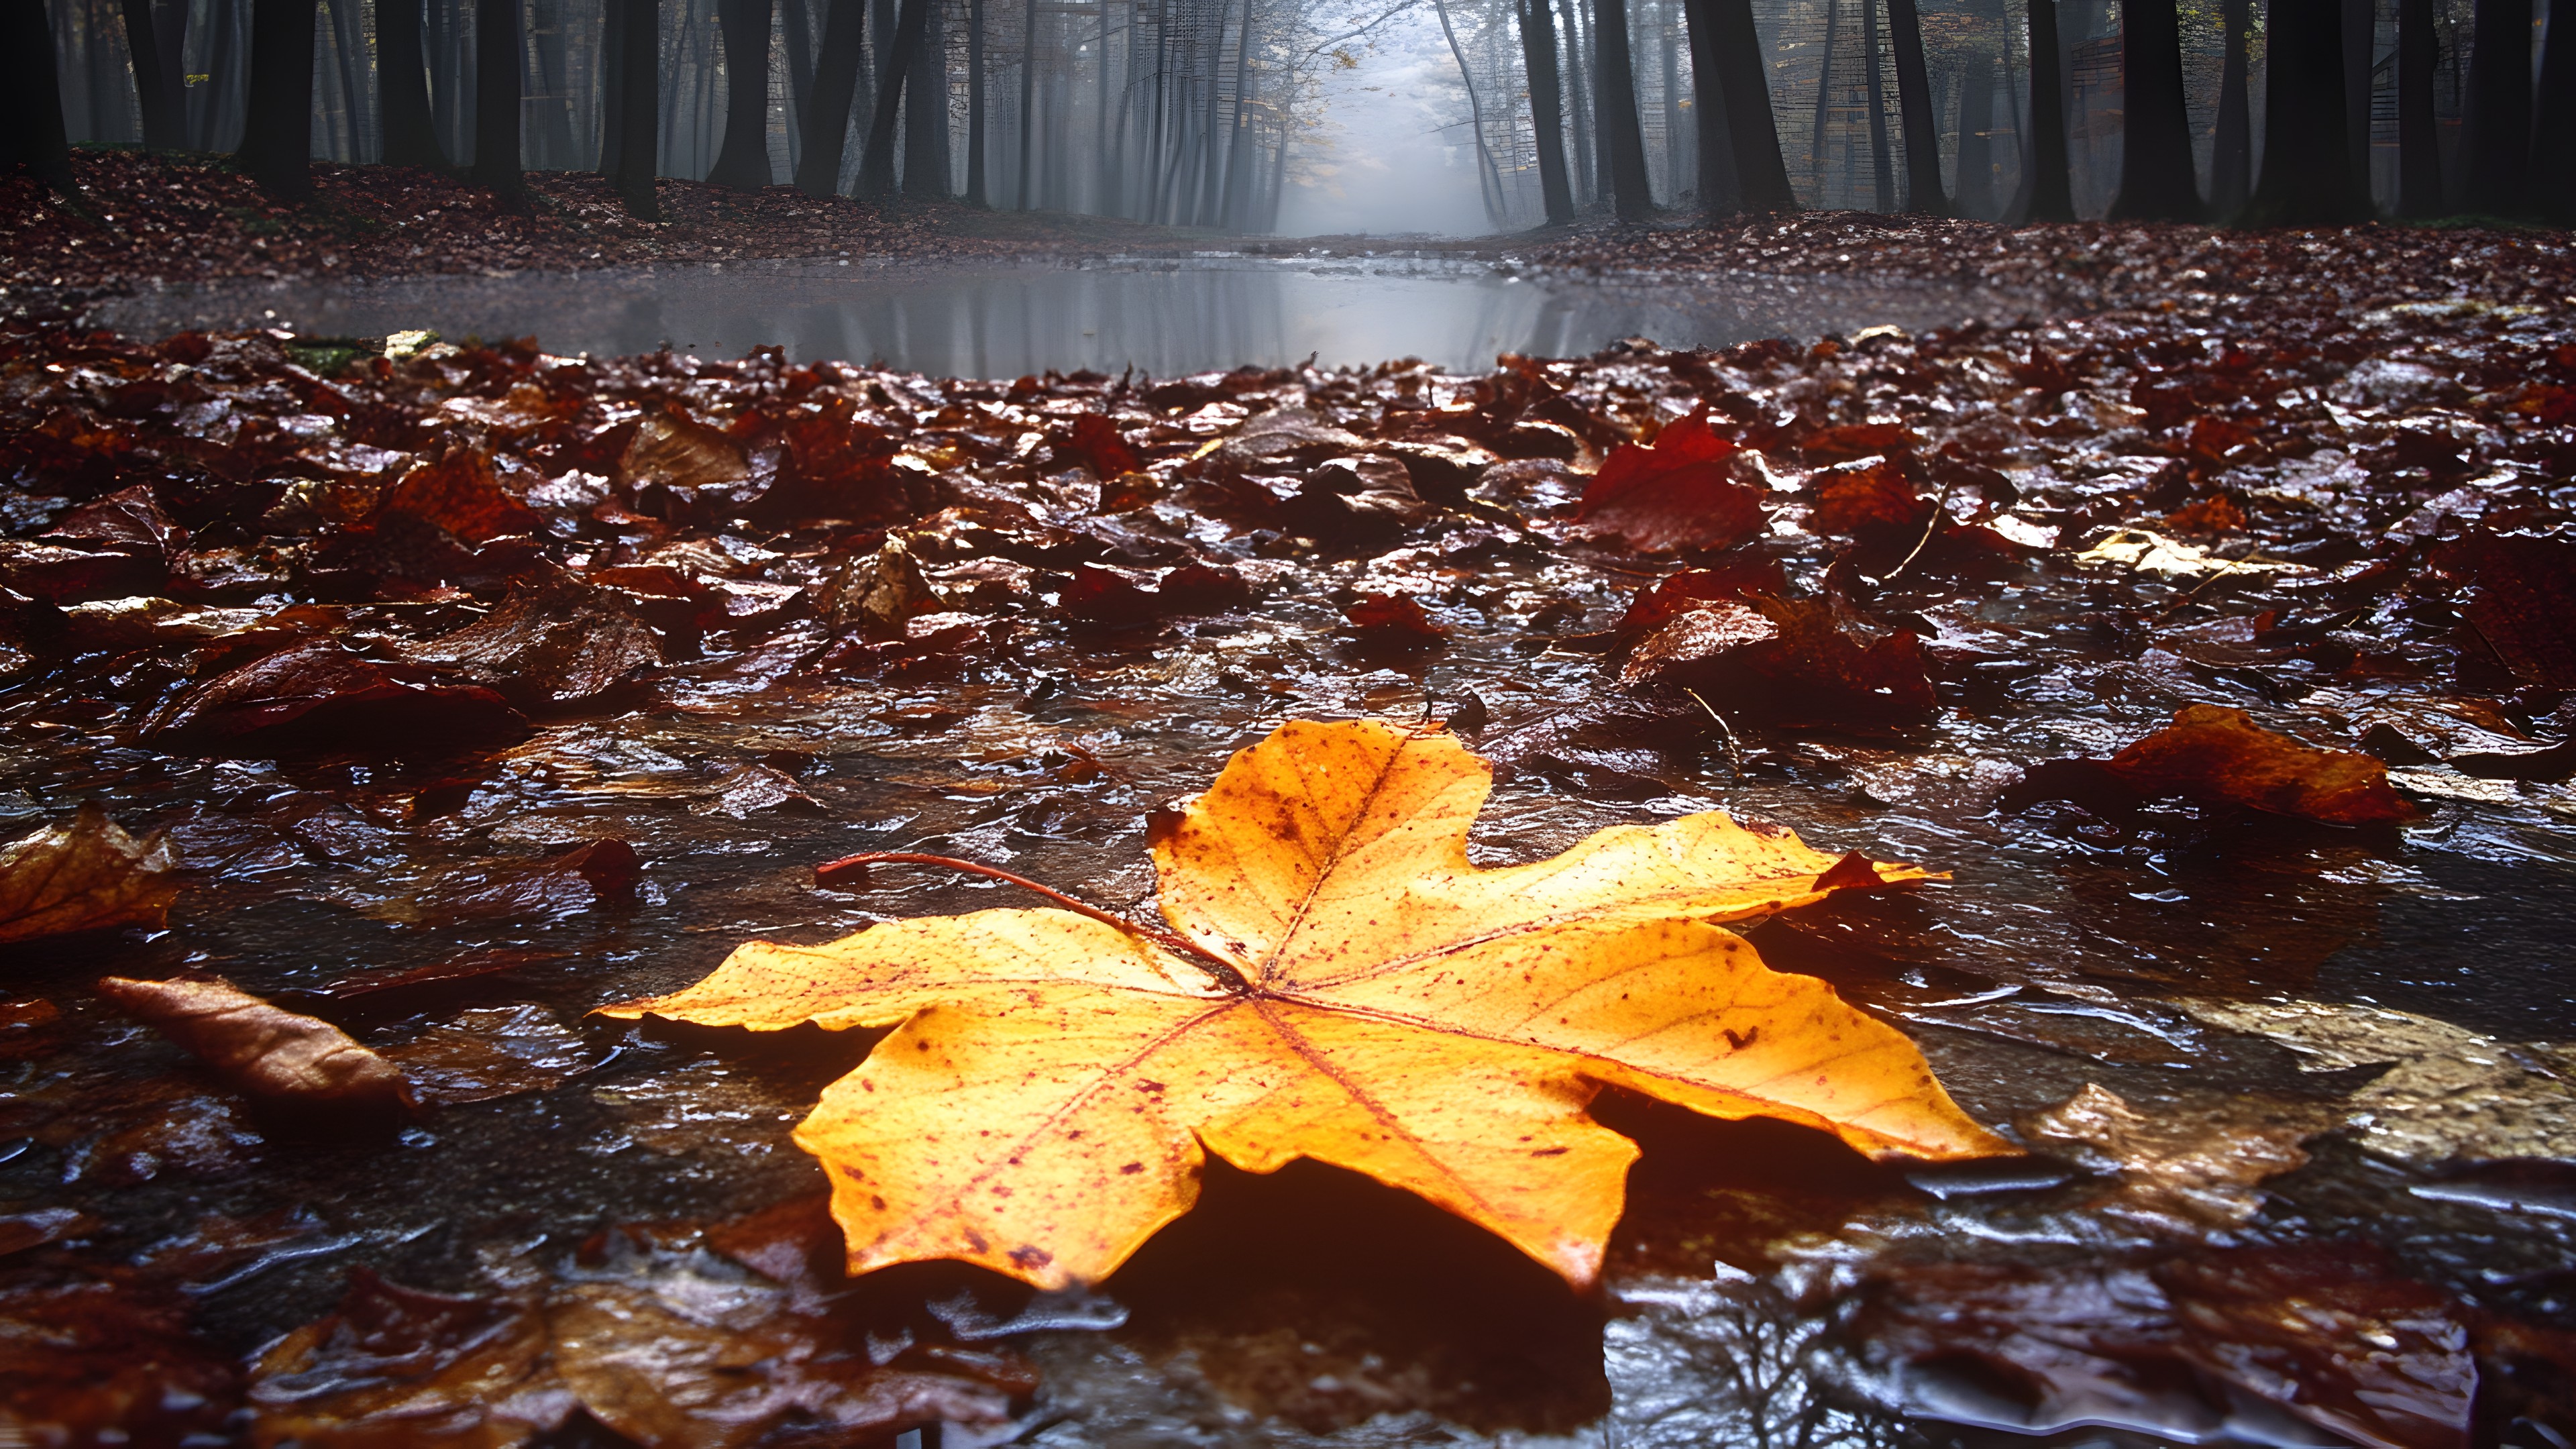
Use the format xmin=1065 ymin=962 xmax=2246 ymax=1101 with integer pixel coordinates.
xmin=95 ymin=974 xmax=412 ymax=1120
xmin=0 ymin=802 xmax=178 ymax=946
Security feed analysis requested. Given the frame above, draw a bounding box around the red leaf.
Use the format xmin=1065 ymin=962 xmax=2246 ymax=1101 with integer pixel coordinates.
xmin=1575 ymin=406 xmax=1764 ymax=553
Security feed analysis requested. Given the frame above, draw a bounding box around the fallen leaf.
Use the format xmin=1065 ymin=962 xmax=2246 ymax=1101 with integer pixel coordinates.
xmin=2075 ymin=528 xmax=2301 ymax=578
xmin=547 ymin=1232 xmax=1020 ymax=1448
xmin=812 ymin=535 xmax=942 ymax=636
xmin=148 ymin=642 xmax=530 ymax=757
xmin=1057 ymin=413 xmax=1141 ymax=478
xmin=1060 ymin=561 xmax=1252 ymax=625
xmin=1615 ymin=553 xmax=1792 ymax=633
xmin=2184 ymin=997 xmax=2576 ymax=1165
xmin=2019 ymin=1083 xmax=2330 ymax=1233
xmin=0 ymin=1274 xmax=241 ymax=1446
xmin=1621 ymin=596 xmax=1939 ymax=727
xmin=1338 ymin=593 xmax=1450 ymax=649
xmin=0 ymin=802 xmax=178 ymax=945
xmin=688 ymin=763 xmax=822 ymax=818
xmin=604 ymin=718 xmax=2004 ymax=1290
xmin=419 ymin=839 xmax=641 ymax=922
xmin=247 ymin=1269 xmax=574 ymax=1449
xmin=2444 ymin=532 xmax=2576 ymax=689
xmin=407 ymin=574 xmax=663 ymax=707
xmin=368 ymin=451 xmax=545 ymax=546
xmin=2108 ymin=706 xmax=2418 ymax=824
xmin=95 ymin=975 xmax=411 ymax=1122
xmin=1575 ymin=406 xmax=1764 ymax=552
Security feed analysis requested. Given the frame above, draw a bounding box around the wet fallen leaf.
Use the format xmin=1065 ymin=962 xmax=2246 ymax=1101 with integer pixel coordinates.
xmin=606 ymin=718 xmax=2004 ymax=1289
xmin=0 ymin=802 xmax=178 ymax=945
xmin=1060 ymin=561 xmax=1252 ymax=625
xmin=1621 ymin=596 xmax=1938 ymax=727
xmin=0 ymin=1273 xmax=241 ymax=1446
xmin=1338 ymin=593 xmax=1450 ymax=650
xmin=2013 ymin=705 xmax=2418 ymax=825
xmin=247 ymin=1269 xmax=574 ymax=1448
xmin=2185 ymin=998 xmax=2576 ymax=1165
xmin=812 ymin=534 xmax=943 ymax=635
xmin=2019 ymin=1083 xmax=2331 ymax=1233
xmin=417 ymin=839 xmax=641 ymax=922
xmin=1574 ymin=405 xmax=1763 ymax=553
xmin=387 ymin=1004 xmax=594 ymax=1106
xmin=95 ymin=975 xmax=411 ymax=1122
xmin=2076 ymin=528 xmax=2301 ymax=578
xmin=407 ymin=573 xmax=664 ymax=707
xmin=148 ymin=642 xmax=530 ymax=757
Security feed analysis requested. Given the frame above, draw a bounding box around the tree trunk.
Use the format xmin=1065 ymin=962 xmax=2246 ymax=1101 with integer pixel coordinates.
xmin=474 ymin=0 xmax=525 ymax=190
xmin=2532 ymin=0 xmax=2576 ymax=217
xmin=1679 ymin=0 xmax=1741 ymax=213
xmin=2396 ymin=0 xmax=2440 ymax=213
xmin=1954 ymin=54 xmax=1994 ymax=215
xmin=796 ymin=0 xmax=865 ymax=192
xmin=2343 ymin=0 xmax=2372 ymax=198
xmin=2107 ymin=0 xmax=2200 ymax=217
xmin=706 ymin=0 xmax=776 ymax=186
xmin=1559 ymin=0 xmax=1596 ymax=204
xmin=1860 ymin=0 xmax=1893 ymax=208
xmin=2245 ymin=0 xmax=2365 ymax=221
xmin=1709 ymin=0 xmax=1794 ymax=209
xmin=613 ymin=0 xmax=661 ymax=212
xmin=2016 ymin=0 xmax=2073 ymax=219
xmin=965 ymin=0 xmax=987 ymax=202
xmin=1193 ymin=0 xmax=1228 ymax=223
xmin=1884 ymin=0 xmax=1944 ymax=211
xmin=2210 ymin=0 xmax=2250 ymax=214
xmin=3 ymin=0 xmax=74 ymax=189
xmin=239 ymin=0 xmax=318 ymax=198
xmin=1660 ymin=0 xmax=1684 ymax=199
xmin=902 ymin=0 xmax=946 ymax=195
xmin=119 ymin=0 xmax=183 ymax=148
xmin=1016 ymin=0 xmax=1037 ymax=205
xmin=151 ymin=0 xmax=186 ymax=138
xmin=2461 ymin=0 xmax=2530 ymax=212
xmin=381 ymin=0 xmax=446 ymax=164
xmin=1809 ymin=0 xmax=1836 ymax=179
xmin=533 ymin=0 xmax=577 ymax=166
xmin=1220 ymin=0 xmax=1254 ymax=226
xmin=1590 ymin=0 xmax=1654 ymax=217
xmin=859 ymin=0 xmax=929 ymax=195
xmin=1433 ymin=0 xmax=1511 ymax=225
xmin=1521 ymin=0 xmax=1576 ymax=220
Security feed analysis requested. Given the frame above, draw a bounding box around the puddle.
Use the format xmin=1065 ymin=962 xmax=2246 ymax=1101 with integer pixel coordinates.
xmin=81 ymin=254 xmax=2032 ymax=376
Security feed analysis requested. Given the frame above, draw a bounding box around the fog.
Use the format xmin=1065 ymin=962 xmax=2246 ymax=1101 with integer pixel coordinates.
xmin=1272 ymin=11 xmax=1498 ymax=239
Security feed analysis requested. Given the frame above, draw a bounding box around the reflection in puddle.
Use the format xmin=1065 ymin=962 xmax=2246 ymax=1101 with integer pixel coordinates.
xmin=85 ymin=256 xmax=2026 ymax=377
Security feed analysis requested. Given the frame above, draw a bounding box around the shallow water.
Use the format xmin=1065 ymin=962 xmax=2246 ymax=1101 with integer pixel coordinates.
xmin=81 ymin=254 xmax=2031 ymax=376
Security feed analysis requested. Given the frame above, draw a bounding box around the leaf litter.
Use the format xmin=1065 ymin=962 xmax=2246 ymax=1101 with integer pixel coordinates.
xmin=1 ymin=218 xmax=2574 ymax=1446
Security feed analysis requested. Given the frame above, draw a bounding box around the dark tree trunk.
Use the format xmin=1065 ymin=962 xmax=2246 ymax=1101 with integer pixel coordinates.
xmin=1016 ymin=0 xmax=1037 ymax=206
xmin=1884 ymin=0 xmax=1944 ymax=211
xmin=2107 ymin=0 xmax=2200 ymax=217
xmin=796 ymin=0 xmax=865 ymax=193
xmin=2245 ymin=0 xmax=2365 ymax=221
xmin=3 ymin=0 xmax=74 ymax=189
xmin=707 ymin=0 xmax=775 ymax=186
xmin=238 ymin=0 xmax=318 ymax=198
xmin=151 ymin=0 xmax=187 ymax=135
xmin=902 ymin=0 xmax=946 ymax=197
xmin=2344 ymin=0 xmax=2373 ymax=197
xmin=612 ymin=0 xmax=661 ymax=213
xmin=1558 ymin=0 xmax=1596 ymax=203
xmin=1860 ymin=0 xmax=1893 ymax=209
xmin=474 ymin=0 xmax=525 ymax=190
xmin=2533 ymin=0 xmax=2576 ymax=217
xmin=1810 ymin=0 xmax=1836 ymax=177
xmin=965 ymin=0 xmax=987 ymax=203
xmin=2396 ymin=0 xmax=2441 ymax=213
xmin=859 ymin=0 xmax=930 ymax=196
xmin=119 ymin=0 xmax=183 ymax=148
xmin=1709 ymin=0 xmax=1795 ymax=209
xmin=382 ymin=0 xmax=446 ymax=165
xmin=2017 ymin=0 xmax=2073 ymax=219
xmin=602 ymin=0 xmax=628 ymax=170
xmin=2461 ymin=0 xmax=2530 ymax=212
xmin=2210 ymin=0 xmax=2250 ymax=214
xmin=1680 ymin=0 xmax=1742 ymax=214
xmin=1953 ymin=54 xmax=1994 ymax=216
xmin=1520 ymin=0 xmax=1576 ymax=220
xmin=1589 ymin=0 xmax=1654 ymax=217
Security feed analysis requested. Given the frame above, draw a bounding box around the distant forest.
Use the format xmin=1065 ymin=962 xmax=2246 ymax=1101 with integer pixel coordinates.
xmin=8 ymin=0 xmax=2571 ymax=229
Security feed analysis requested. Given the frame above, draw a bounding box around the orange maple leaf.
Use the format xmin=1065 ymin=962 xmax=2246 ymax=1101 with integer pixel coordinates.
xmin=603 ymin=720 xmax=2008 ymax=1289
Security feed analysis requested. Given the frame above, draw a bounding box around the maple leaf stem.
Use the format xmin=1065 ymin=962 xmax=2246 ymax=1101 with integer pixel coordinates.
xmin=812 ymin=851 xmax=1247 ymax=987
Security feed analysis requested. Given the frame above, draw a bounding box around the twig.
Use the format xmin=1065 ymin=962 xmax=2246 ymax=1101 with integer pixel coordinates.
xmin=812 ymin=850 xmax=1237 ymax=981
xmin=1684 ymin=688 xmax=1745 ymax=780
xmin=1878 ymin=480 xmax=1952 ymax=584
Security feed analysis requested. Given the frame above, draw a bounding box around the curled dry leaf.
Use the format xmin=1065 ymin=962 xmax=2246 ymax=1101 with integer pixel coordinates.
xmin=2113 ymin=706 xmax=2418 ymax=824
xmin=604 ymin=718 xmax=2004 ymax=1291
xmin=1574 ymin=406 xmax=1764 ymax=553
xmin=813 ymin=535 xmax=943 ymax=636
xmin=95 ymin=975 xmax=411 ymax=1121
xmin=0 ymin=802 xmax=178 ymax=946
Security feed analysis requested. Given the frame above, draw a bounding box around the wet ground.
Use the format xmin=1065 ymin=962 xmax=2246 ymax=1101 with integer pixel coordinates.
xmin=3 ymin=219 xmax=2575 ymax=1448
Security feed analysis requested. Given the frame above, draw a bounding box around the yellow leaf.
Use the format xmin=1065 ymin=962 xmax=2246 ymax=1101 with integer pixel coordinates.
xmin=604 ymin=719 xmax=2008 ymax=1290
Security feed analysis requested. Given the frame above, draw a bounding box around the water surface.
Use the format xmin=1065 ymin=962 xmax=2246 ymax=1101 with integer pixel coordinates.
xmin=85 ymin=254 xmax=2030 ymax=376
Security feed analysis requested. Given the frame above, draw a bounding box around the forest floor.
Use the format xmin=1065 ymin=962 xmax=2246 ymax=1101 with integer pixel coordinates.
xmin=7 ymin=158 xmax=2576 ymax=1448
